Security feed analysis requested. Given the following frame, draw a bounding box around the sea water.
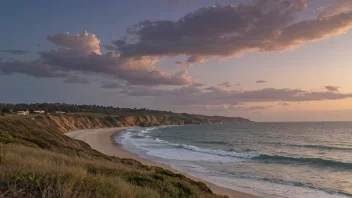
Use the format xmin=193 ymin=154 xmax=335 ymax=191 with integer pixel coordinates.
xmin=115 ymin=122 xmax=352 ymax=198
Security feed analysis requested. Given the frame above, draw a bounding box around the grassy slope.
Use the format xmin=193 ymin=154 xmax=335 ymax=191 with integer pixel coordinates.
xmin=0 ymin=115 xmax=224 ymax=198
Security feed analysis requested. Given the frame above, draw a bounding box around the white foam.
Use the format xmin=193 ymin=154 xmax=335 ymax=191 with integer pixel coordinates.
xmin=177 ymin=144 xmax=258 ymax=159
xmin=116 ymin=126 xmax=350 ymax=198
xmin=155 ymin=137 xmax=257 ymax=159
xmin=118 ymin=127 xmax=255 ymax=162
xmin=145 ymin=148 xmax=241 ymax=162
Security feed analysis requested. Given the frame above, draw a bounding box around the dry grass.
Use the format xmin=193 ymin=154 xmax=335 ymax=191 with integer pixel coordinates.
xmin=0 ymin=116 xmax=224 ymax=198
xmin=0 ymin=144 xmax=219 ymax=198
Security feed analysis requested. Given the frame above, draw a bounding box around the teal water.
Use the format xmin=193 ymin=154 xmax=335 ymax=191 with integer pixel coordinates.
xmin=116 ymin=122 xmax=352 ymax=198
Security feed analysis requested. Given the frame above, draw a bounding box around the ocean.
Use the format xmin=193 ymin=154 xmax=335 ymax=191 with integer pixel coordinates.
xmin=115 ymin=122 xmax=352 ymax=198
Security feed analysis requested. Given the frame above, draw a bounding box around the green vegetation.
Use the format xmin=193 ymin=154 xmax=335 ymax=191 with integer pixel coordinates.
xmin=0 ymin=103 xmax=252 ymax=124
xmin=0 ymin=115 xmax=225 ymax=198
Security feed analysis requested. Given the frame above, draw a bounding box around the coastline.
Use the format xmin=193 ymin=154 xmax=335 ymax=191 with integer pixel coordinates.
xmin=66 ymin=127 xmax=267 ymax=198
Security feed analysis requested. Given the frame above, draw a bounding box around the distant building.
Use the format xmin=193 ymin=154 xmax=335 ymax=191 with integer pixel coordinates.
xmin=34 ymin=110 xmax=45 ymax=114
xmin=55 ymin=111 xmax=66 ymax=114
xmin=17 ymin=111 xmax=29 ymax=115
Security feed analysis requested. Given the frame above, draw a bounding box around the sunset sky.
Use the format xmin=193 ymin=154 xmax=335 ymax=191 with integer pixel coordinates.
xmin=1 ymin=0 xmax=352 ymax=121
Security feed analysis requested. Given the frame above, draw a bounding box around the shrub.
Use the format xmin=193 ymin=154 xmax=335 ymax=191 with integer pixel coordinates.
xmin=0 ymin=144 xmax=7 ymax=165
xmin=1 ymin=108 xmax=11 ymax=113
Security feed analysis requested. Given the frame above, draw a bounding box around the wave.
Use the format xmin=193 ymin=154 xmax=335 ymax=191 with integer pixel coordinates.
xmin=223 ymin=172 xmax=352 ymax=197
xmin=133 ymin=125 xmax=177 ymax=138
xmin=154 ymin=138 xmax=257 ymax=159
xmin=159 ymin=135 xmax=231 ymax=146
xmin=267 ymin=142 xmax=352 ymax=151
xmin=155 ymin=137 xmax=352 ymax=169
xmin=197 ymin=140 xmax=229 ymax=145
xmin=254 ymin=155 xmax=352 ymax=169
xmin=124 ymin=127 xmax=352 ymax=170
xmin=176 ymin=144 xmax=257 ymax=158
xmin=288 ymin=144 xmax=352 ymax=151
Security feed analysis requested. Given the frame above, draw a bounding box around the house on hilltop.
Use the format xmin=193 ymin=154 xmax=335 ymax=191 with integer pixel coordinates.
xmin=17 ymin=111 xmax=29 ymax=115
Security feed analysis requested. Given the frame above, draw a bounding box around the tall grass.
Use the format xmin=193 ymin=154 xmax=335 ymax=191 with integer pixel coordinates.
xmin=0 ymin=144 xmax=219 ymax=198
xmin=0 ymin=115 xmax=224 ymax=198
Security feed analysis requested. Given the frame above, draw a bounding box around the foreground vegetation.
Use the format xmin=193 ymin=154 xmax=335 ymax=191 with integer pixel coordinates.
xmin=0 ymin=115 xmax=225 ymax=198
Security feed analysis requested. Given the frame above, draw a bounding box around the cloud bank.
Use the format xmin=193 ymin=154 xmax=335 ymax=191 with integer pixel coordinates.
xmin=0 ymin=32 xmax=200 ymax=86
xmin=111 ymin=0 xmax=352 ymax=65
xmin=121 ymin=86 xmax=352 ymax=108
xmin=218 ymin=81 xmax=232 ymax=88
xmin=1 ymin=1 xmax=352 ymax=86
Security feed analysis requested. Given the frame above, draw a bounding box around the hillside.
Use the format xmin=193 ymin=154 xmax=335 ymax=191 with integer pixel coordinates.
xmin=0 ymin=114 xmax=231 ymax=198
xmin=0 ymin=103 xmax=252 ymax=124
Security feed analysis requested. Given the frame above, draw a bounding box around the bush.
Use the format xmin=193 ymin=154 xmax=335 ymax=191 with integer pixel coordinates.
xmin=22 ymin=137 xmax=52 ymax=149
xmin=1 ymin=108 xmax=11 ymax=113
xmin=0 ymin=144 xmax=7 ymax=165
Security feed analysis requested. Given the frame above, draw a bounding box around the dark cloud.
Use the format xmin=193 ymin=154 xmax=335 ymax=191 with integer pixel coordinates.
xmin=101 ymin=81 xmax=124 ymax=89
xmin=175 ymin=56 xmax=205 ymax=66
xmin=200 ymin=104 xmax=270 ymax=112
xmin=0 ymin=60 xmax=67 ymax=78
xmin=39 ymin=49 xmax=200 ymax=86
xmin=325 ymin=85 xmax=340 ymax=92
xmin=0 ymin=50 xmax=31 ymax=55
xmin=203 ymin=86 xmax=219 ymax=92
xmin=111 ymin=0 xmax=352 ymax=66
xmin=0 ymin=32 xmax=201 ymax=87
xmin=318 ymin=0 xmax=352 ymax=19
xmin=256 ymin=80 xmax=268 ymax=84
xmin=232 ymin=88 xmax=352 ymax=102
xmin=218 ymin=81 xmax=232 ymax=88
xmin=63 ymin=75 xmax=90 ymax=84
xmin=121 ymin=86 xmax=352 ymax=106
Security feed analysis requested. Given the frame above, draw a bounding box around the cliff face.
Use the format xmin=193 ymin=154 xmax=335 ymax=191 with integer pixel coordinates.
xmin=0 ymin=113 xmax=252 ymax=136
xmin=0 ymin=114 xmax=187 ymax=153
xmin=32 ymin=114 xmax=186 ymax=133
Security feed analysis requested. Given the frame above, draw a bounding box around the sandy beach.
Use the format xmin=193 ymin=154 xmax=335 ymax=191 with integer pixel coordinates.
xmin=66 ymin=127 xmax=264 ymax=198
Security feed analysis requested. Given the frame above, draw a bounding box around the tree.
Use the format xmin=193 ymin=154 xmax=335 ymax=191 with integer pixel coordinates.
xmin=1 ymin=108 xmax=11 ymax=113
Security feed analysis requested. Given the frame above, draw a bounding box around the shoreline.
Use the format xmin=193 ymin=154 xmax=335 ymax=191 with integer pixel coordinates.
xmin=66 ymin=127 xmax=268 ymax=198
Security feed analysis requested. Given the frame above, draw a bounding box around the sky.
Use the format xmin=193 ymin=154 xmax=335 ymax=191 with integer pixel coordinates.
xmin=1 ymin=0 xmax=352 ymax=121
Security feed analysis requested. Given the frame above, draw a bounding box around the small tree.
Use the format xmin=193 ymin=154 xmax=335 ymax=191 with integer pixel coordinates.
xmin=1 ymin=108 xmax=11 ymax=113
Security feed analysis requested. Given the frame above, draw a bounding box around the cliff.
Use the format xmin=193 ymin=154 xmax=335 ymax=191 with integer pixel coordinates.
xmin=34 ymin=114 xmax=186 ymax=133
xmin=8 ymin=113 xmax=251 ymax=134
